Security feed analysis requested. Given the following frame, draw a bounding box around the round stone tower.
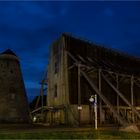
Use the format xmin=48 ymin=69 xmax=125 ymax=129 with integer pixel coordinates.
xmin=0 ymin=49 xmax=30 ymax=123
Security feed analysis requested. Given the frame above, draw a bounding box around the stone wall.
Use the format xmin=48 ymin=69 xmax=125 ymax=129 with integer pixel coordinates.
xmin=0 ymin=53 xmax=30 ymax=123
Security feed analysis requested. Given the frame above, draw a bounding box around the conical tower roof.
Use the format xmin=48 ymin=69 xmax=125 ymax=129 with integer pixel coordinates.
xmin=1 ymin=49 xmax=17 ymax=57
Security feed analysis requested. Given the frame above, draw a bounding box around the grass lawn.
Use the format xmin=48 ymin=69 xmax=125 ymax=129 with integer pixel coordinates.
xmin=0 ymin=130 xmax=140 ymax=139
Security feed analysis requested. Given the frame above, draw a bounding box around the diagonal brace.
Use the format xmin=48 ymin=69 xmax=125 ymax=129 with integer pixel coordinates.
xmin=102 ymin=73 xmax=140 ymax=120
xmin=81 ymin=70 xmax=128 ymax=126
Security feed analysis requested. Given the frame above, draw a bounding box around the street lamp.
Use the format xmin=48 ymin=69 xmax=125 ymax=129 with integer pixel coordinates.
xmin=33 ymin=116 xmax=37 ymax=122
xmin=89 ymin=95 xmax=97 ymax=130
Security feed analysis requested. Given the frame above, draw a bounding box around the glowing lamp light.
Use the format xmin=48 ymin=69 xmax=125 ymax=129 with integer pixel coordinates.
xmin=89 ymin=95 xmax=94 ymax=103
xmin=33 ymin=116 xmax=37 ymax=122
xmin=78 ymin=106 xmax=82 ymax=110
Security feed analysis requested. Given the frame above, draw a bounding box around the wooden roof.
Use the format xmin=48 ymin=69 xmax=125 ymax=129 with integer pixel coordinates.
xmin=62 ymin=33 xmax=140 ymax=76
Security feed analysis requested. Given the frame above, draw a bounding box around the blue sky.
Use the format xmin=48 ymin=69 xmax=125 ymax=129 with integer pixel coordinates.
xmin=0 ymin=1 xmax=140 ymax=102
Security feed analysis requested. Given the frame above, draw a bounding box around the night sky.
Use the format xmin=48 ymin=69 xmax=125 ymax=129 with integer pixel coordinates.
xmin=0 ymin=1 xmax=140 ymax=102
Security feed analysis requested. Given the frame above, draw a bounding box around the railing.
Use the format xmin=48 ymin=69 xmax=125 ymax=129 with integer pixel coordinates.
xmin=101 ymin=106 xmax=140 ymax=124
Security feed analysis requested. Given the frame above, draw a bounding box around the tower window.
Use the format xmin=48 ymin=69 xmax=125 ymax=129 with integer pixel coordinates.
xmin=9 ymin=87 xmax=16 ymax=93
xmin=11 ymin=93 xmax=15 ymax=100
xmin=6 ymin=61 xmax=9 ymax=67
xmin=10 ymin=70 xmax=13 ymax=74
xmin=54 ymin=61 xmax=58 ymax=74
xmin=54 ymin=85 xmax=57 ymax=98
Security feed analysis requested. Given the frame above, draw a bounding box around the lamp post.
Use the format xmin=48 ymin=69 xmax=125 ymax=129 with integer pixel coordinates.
xmin=89 ymin=95 xmax=97 ymax=130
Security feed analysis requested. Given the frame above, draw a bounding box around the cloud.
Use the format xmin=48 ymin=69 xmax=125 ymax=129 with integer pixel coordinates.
xmin=0 ymin=1 xmax=69 ymax=30
xmin=0 ymin=1 xmax=140 ymax=102
xmin=104 ymin=8 xmax=113 ymax=17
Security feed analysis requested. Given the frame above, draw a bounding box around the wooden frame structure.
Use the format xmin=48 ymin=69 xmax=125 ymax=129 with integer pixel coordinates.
xmin=32 ymin=33 xmax=140 ymax=127
xmin=66 ymin=50 xmax=140 ymax=126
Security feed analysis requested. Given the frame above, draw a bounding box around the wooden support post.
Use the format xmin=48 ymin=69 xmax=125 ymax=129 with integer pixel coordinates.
xmin=116 ymin=75 xmax=119 ymax=114
xmin=35 ymin=95 xmax=40 ymax=109
xmin=81 ymin=70 xmax=128 ymax=126
xmin=99 ymin=69 xmax=102 ymax=125
xmin=64 ymin=107 xmax=68 ymax=125
xmin=51 ymin=111 xmax=53 ymax=126
xmin=131 ymin=76 xmax=134 ymax=106
xmin=35 ymin=83 xmax=44 ymax=110
xmin=125 ymin=108 xmax=127 ymax=118
xmin=102 ymin=73 xmax=140 ymax=120
xmin=78 ymin=63 xmax=81 ymax=126
xmin=41 ymin=83 xmax=44 ymax=112
xmin=66 ymin=50 xmax=130 ymax=126
xmin=131 ymin=75 xmax=135 ymax=122
xmin=134 ymin=79 xmax=140 ymax=88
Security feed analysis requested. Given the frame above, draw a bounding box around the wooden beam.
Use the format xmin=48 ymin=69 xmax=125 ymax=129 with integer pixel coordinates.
xmin=65 ymin=50 xmax=140 ymax=125
xmin=116 ymin=74 xmax=119 ymax=114
xmin=99 ymin=69 xmax=103 ymax=124
xmin=40 ymin=83 xmax=44 ymax=114
xmin=81 ymin=70 xmax=128 ymax=126
xmin=131 ymin=75 xmax=134 ymax=106
xmin=35 ymin=95 xmax=41 ymax=109
xmin=68 ymin=63 xmax=76 ymax=70
xmin=66 ymin=51 xmax=79 ymax=63
xmin=66 ymin=50 xmax=140 ymax=81
xmin=86 ymin=67 xmax=96 ymax=74
xmin=107 ymin=72 xmax=116 ymax=82
xmin=78 ymin=63 xmax=81 ymax=126
xmin=102 ymin=69 xmax=140 ymax=79
xmin=102 ymin=73 xmax=140 ymax=120
xmin=101 ymin=105 xmax=140 ymax=110
xmin=134 ymin=79 xmax=140 ymax=88
xmin=131 ymin=75 xmax=135 ymax=122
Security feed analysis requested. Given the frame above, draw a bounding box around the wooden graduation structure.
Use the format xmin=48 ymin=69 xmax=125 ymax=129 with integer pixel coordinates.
xmin=33 ymin=33 xmax=140 ymax=127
